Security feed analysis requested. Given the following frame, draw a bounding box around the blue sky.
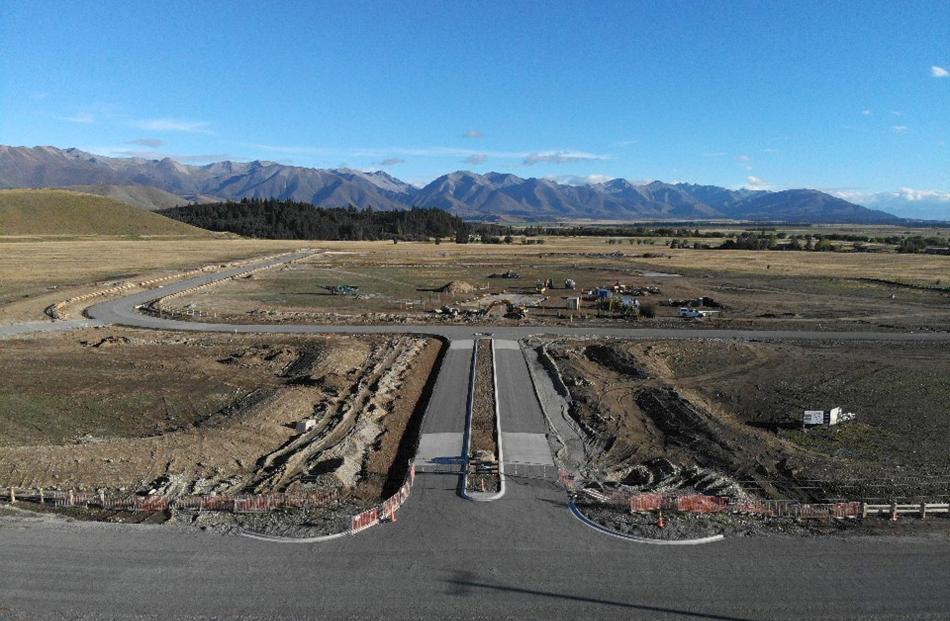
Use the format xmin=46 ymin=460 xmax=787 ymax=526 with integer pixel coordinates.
xmin=1 ymin=1 xmax=948 ymax=196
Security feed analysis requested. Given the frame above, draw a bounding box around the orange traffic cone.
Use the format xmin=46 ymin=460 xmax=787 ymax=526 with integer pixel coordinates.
xmin=657 ymin=511 xmax=666 ymax=529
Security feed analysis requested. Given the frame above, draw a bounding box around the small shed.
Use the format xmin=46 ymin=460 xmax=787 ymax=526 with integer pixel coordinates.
xmin=803 ymin=407 xmax=853 ymax=426
xmin=295 ymin=419 xmax=316 ymax=433
xmin=566 ymin=297 xmax=580 ymax=310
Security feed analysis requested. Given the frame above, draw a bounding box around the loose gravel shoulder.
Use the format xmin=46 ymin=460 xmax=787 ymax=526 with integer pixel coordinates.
xmin=579 ymin=504 xmax=950 ymax=540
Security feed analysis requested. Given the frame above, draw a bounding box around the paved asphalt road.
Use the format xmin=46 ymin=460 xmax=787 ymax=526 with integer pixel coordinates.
xmin=2 ymin=251 xmax=949 ymax=620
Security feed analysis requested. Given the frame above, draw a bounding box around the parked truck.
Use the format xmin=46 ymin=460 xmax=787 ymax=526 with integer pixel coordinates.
xmin=679 ymin=307 xmax=706 ymax=318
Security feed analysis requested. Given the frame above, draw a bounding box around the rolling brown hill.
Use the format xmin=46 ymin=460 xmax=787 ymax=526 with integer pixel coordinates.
xmin=0 ymin=189 xmax=215 ymax=237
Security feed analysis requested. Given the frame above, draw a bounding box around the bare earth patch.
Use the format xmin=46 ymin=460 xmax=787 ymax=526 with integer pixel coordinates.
xmin=0 ymin=329 xmax=439 ymax=505
xmin=543 ymin=338 xmax=950 ymax=502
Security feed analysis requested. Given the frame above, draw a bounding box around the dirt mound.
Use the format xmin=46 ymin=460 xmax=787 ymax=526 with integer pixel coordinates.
xmin=84 ymin=335 xmax=132 ymax=349
xmin=440 ymin=280 xmax=475 ymax=294
xmin=548 ymin=339 xmax=821 ymax=500
xmin=583 ymin=344 xmax=647 ymax=379
xmin=218 ymin=345 xmax=302 ymax=373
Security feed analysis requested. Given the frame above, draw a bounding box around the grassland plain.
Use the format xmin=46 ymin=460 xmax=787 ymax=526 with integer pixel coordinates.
xmin=0 ymin=238 xmax=308 ymax=322
xmin=166 ymin=238 xmax=950 ymax=331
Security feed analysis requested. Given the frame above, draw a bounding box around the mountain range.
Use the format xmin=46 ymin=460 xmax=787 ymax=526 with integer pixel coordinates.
xmin=832 ymin=189 xmax=950 ymax=221
xmin=0 ymin=145 xmax=908 ymax=223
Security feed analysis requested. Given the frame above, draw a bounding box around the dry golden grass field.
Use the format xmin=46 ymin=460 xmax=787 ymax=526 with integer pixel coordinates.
xmin=150 ymin=237 xmax=949 ymax=331
xmin=0 ymin=239 xmax=306 ymax=322
xmin=4 ymin=235 xmax=947 ymax=325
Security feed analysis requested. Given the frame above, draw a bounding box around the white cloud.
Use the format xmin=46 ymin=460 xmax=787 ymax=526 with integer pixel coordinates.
xmin=522 ymin=150 xmax=608 ymax=165
xmin=128 ymin=138 xmax=165 ymax=148
xmin=832 ymin=188 xmax=950 ymax=219
xmin=931 ymin=65 xmax=949 ymax=78
xmin=891 ymin=125 xmax=909 ymax=134
xmin=375 ymin=158 xmax=405 ymax=166
xmin=832 ymin=188 xmax=950 ymax=203
xmin=55 ymin=112 xmax=95 ymax=124
xmin=80 ymin=145 xmax=231 ymax=162
xmin=745 ymin=175 xmax=771 ymax=190
xmin=246 ymin=143 xmax=326 ymax=155
xmin=464 ymin=153 xmax=488 ymax=165
xmin=862 ymin=109 xmax=873 ymax=116
xmin=545 ymin=174 xmax=615 ymax=186
xmin=130 ymin=118 xmax=212 ymax=133
xmin=462 ymin=129 xmax=483 ymax=139
xmin=890 ymin=110 xmax=904 ymax=117
xmin=244 ymin=143 xmax=608 ymax=164
xmin=892 ymin=187 xmax=950 ymax=202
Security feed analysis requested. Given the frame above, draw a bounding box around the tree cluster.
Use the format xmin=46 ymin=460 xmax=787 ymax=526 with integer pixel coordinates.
xmin=159 ymin=199 xmax=501 ymax=241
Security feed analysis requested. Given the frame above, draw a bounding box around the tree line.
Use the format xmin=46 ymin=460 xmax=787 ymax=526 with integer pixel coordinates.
xmin=158 ymin=199 xmax=503 ymax=241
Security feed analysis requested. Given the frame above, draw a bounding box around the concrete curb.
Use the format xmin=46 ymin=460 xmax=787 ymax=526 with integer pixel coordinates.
xmin=520 ymin=342 xmax=568 ymax=456
xmin=237 ymin=528 xmax=352 ymax=544
xmin=461 ymin=338 xmax=506 ymax=502
xmin=568 ymin=502 xmax=725 ymax=546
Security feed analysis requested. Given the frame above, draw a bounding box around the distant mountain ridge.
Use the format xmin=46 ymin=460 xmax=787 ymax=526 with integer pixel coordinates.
xmin=0 ymin=145 xmax=903 ymax=223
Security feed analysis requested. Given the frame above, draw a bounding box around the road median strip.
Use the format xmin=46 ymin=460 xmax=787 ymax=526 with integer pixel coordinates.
xmin=462 ymin=338 xmax=505 ymax=501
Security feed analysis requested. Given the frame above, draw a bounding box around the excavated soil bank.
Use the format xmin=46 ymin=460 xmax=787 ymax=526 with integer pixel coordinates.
xmin=544 ymin=338 xmax=950 ymax=503
xmin=0 ymin=329 xmax=439 ymax=507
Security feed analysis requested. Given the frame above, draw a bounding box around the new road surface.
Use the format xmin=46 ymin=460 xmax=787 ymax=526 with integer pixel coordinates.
xmin=1 ymin=251 xmax=948 ymax=620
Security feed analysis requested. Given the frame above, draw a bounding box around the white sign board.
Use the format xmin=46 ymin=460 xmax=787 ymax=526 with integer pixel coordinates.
xmin=803 ymin=410 xmax=825 ymax=425
xmin=828 ymin=407 xmax=842 ymax=425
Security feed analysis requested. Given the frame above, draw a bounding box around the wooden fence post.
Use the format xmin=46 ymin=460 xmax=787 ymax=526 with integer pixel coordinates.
xmin=9 ymin=487 xmax=14 ymax=503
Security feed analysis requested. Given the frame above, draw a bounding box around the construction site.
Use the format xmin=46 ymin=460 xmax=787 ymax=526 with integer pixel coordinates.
xmin=528 ymin=336 xmax=950 ymax=538
xmin=153 ymin=240 xmax=950 ymax=333
xmin=0 ymin=239 xmax=947 ymax=541
xmin=0 ymin=327 xmax=441 ymax=536
xmin=7 ymin=4 xmax=950 ymax=613
xmin=0 ymin=239 xmax=947 ymax=620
